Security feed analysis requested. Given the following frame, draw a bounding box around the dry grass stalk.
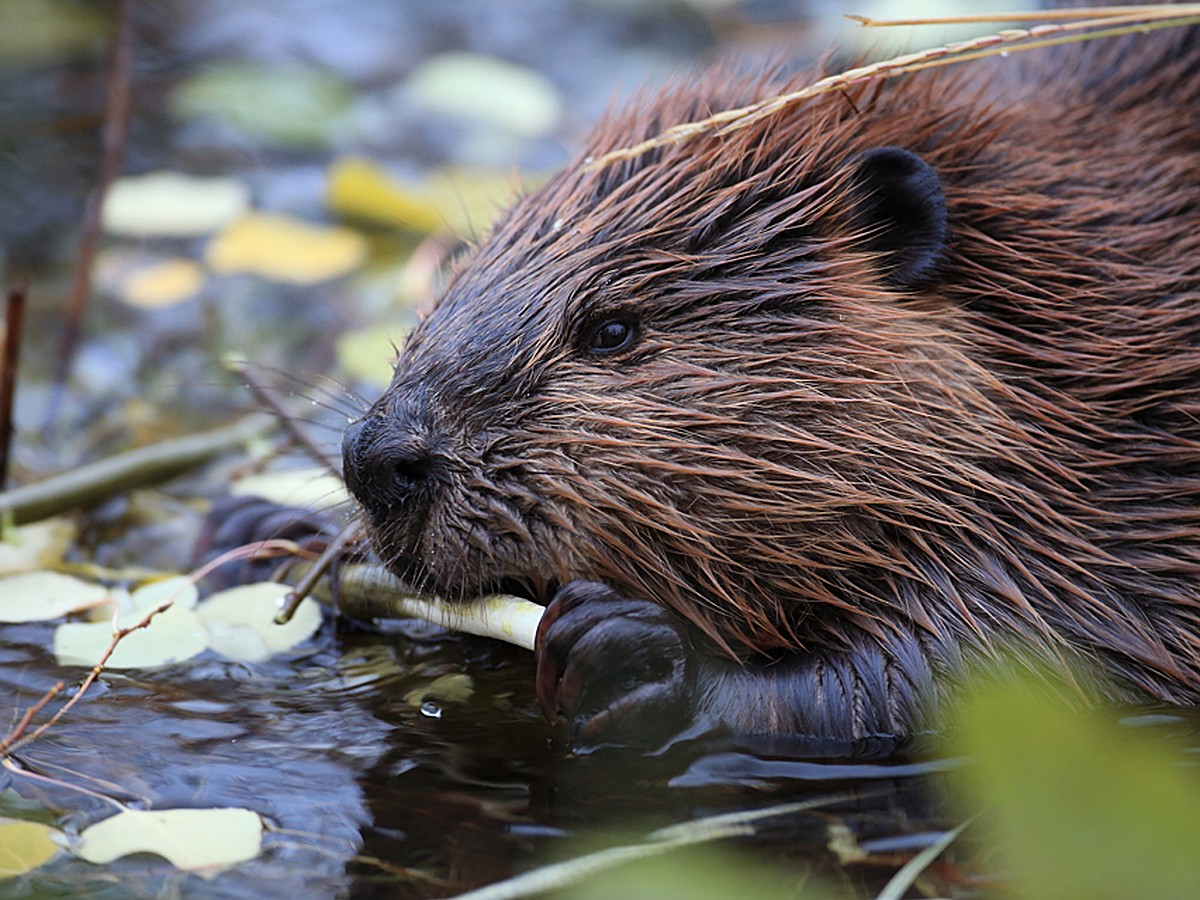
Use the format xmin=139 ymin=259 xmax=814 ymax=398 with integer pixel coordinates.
xmin=586 ymin=5 xmax=1200 ymax=170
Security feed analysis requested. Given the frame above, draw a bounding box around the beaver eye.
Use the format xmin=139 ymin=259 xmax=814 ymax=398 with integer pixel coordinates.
xmin=585 ymin=317 xmax=638 ymax=355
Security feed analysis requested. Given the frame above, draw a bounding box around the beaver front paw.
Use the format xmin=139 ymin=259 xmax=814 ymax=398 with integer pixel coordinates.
xmin=535 ymin=581 xmax=695 ymax=750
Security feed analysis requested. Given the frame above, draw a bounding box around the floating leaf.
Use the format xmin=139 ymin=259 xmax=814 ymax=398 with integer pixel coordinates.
xmin=230 ymin=467 xmax=351 ymax=511
xmin=77 ymin=808 xmax=263 ymax=872
xmin=0 ymin=518 xmax=76 ymax=576
xmin=0 ymin=0 xmax=107 ymax=67
xmin=0 ymin=571 xmax=108 ymax=623
xmin=196 ymin=582 xmax=322 ymax=663
xmin=172 ymin=62 xmax=352 ymax=148
xmin=404 ymin=52 xmax=563 ymax=139
xmin=130 ymin=576 xmax=199 ymax=613
xmin=206 ymin=213 xmax=368 ymax=284
xmin=119 ymin=259 xmax=205 ymax=308
xmin=102 ymin=172 xmax=250 ymax=237
xmin=327 ymin=156 xmax=523 ymax=237
xmin=404 ymin=673 xmax=474 ymax=708
xmin=335 ymin=325 xmax=403 ymax=389
xmin=54 ymin=602 xmax=209 ymax=669
xmin=0 ymin=818 xmax=62 ymax=878
xmin=327 ymin=157 xmax=445 ymax=233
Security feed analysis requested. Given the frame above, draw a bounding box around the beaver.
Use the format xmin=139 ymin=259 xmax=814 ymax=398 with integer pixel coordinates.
xmin=341 ymin=26 xmax=1200 ymax=751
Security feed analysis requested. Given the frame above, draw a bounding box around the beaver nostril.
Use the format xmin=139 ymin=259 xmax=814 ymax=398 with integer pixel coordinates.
xmin=390 ymin=445 xmax=434 ymax=488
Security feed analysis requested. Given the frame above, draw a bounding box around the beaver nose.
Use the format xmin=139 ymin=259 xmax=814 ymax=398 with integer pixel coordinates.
xmin=342 ymin=413 xmax=437 ymax=517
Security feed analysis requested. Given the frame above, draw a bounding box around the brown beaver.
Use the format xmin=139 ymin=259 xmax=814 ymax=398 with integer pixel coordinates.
xmin=342 ymin=26 xmax=1200 ymax=752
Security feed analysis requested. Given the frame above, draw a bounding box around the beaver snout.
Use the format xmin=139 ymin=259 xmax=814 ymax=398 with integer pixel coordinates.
xmin=342 ymin=413 xmax=437 ymax=522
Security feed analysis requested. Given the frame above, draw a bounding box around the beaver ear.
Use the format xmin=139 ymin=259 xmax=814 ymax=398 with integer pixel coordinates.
xmin=847 ymin=146 xmax=947 ymax=287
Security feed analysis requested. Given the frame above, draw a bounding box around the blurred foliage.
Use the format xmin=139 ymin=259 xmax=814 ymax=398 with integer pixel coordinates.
xmin=949 ymin=670 xmax=1200 ymax=900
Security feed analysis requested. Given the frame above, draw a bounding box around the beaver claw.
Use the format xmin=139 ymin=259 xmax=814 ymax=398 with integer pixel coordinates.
xmin=534 ymin=581 xmax=694 ymax=749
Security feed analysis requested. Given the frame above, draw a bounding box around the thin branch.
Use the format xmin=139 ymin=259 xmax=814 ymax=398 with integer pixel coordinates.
xmin=45 ymin=0 xmax=134 ymax=434
xmin=587 ymin=8 xmax=1200 ymax=170
xmin=0 ymin=413 xmax=273 ymax=525
xmin=1 ymin=280 xmax=27 ymax=490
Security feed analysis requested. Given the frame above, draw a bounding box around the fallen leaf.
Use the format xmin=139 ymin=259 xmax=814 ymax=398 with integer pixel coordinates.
xmin=0 ymin=519 xmax=76 ymax=576
xmin=206 ymin=213 xmax=368 ymax=284
xmin=77 ymin=808 xmax=262 ymax=872
xmin=335 ymin=325 xmax=403 ymax=389
xmin=0 ymin=818 xmax=62 ymax=878
xmin=404 ymin=52 xmax=563 ymax=139
xmin=404 ymin=673 xmax=474 ymax=707
xmin=230 ymin=467 xmax=351 ymax=510
xmin=102 ymin=172 xmax=250 ymax=237
xmin=196 ymin=582 xmax=322 ymax=662
xmin=54 ymin=602 xmax=209 ymax=669
xmin=0 ymin=571 xmax=108 ymax=623
xmin=172 ymin=62 xmax=352 ymax=148
xmin=119 ymin=259 xmax=205 ymax=308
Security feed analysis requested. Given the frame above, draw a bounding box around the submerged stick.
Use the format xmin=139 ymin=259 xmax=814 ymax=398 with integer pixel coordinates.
xmin=0 ymin=413 xmax=273 ymax=524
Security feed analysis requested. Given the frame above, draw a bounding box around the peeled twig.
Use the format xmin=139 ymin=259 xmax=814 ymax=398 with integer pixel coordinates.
xmin=300 ymin=559 xmax=543 ymax=651
xmin=586 ymin=7 xmax=1200 ymax=170
xmin=0 ymin=413 xmax=273 ymax=525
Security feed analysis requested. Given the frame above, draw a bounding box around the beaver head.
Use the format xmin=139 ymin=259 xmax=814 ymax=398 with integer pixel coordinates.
xmin=342 ymin=55 xmax=1200 ymax=698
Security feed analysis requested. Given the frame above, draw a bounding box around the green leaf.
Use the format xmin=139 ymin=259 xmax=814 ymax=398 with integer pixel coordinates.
xmin=102 ymin=172 xmax=250 ymax=237
xmin=949 ymin=676 xmax=1200 ymax=900
xmin=172 ymin=62 xmax=353 ymax=148
xmin=77 ymin=808 xmax=263 ymax=872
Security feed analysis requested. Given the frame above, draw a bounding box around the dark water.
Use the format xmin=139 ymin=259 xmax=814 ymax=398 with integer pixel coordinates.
xmin=0 ymin=2 xmax=962 ymax=897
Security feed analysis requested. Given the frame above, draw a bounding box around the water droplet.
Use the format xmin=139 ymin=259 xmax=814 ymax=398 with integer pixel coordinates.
xmin=420 ymin=700 xmax=442 ymax=719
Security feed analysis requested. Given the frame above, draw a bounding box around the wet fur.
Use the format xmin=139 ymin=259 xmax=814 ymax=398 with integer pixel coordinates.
xmin=351 ymin=28 xmax=1200 ymax=734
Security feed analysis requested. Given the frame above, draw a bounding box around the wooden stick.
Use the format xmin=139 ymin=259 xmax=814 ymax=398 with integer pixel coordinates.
xmin=0 ymin=281 xmax=27 ymax=491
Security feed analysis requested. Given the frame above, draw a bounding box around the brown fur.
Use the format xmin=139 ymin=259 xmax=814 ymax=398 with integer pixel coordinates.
xmin=346 ymin=27 xmax=1200 ymax=736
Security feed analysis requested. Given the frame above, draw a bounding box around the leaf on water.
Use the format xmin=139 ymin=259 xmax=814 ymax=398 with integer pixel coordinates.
xmin=118 ymin=259 xmax=206 ymax=308
xmin=0 ymin=0 xmax=108 ymax=67
xmin=0 ymin=571 xmax=108 ymax=623
xmin=206 ymin=213 xmax=368 ymax=284
xmin=327 ymin=157 xmax=445 ymax=234
xmin=404 ymin=673 xmax=474 ymax=708
xmin=102 ymin=172 xmax=250 ymax=237
xmin=172 ymin=62 xmax=353 ymax=148
xmin=0 ymin=518 xmax=76 ymax=576
xmin=230 ymin=467 xmax=351 ymax=511
xmin=130 ymin=576 xmax=199 ymax=613
xmin=196 ymin=582 xmax=322 ymax=663
xmin=54 ymin=602 xmax=209 ymax=669
xmin=327 ymin=156 xmax=524 ymax=237
xmin=404 ymin=52 xmax=563 ymax=140
xmin=77 ymin=807 xmax=263 ymax=872
xmin=335 ymin=325 xmax=404 ymax=389
xmin=0 ymin=818 xmax=62 ymax=878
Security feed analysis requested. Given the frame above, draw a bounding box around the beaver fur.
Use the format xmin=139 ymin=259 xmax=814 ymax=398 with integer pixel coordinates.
xmin=343 ymin=26 xmax=1200 ymax=750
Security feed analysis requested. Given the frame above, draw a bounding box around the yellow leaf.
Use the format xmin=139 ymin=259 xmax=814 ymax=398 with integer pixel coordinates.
xmin=205 ymin=213 xmax=368 ymax=284
xmin=335 ymin=325 xmax=403 ymax=389
xmin=327 ymin=157 xmax=445 ymax=233
xmin=0 ymin=818 xmax=61 ymax=877
xmin=77 ymin=808 xmax=262 ymax=872
xmin=119 ymin=259 xmax=205 ymax=308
